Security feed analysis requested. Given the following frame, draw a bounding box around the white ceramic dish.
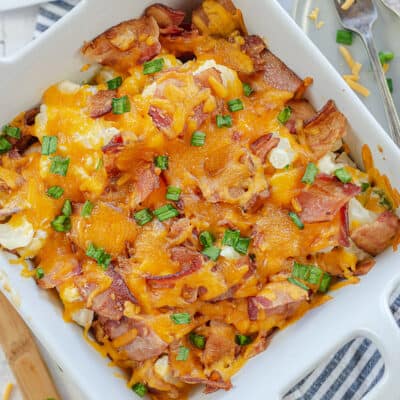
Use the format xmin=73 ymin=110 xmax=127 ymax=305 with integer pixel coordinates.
xmin=0 ymin=1 xmax=400 ymax=399
xmin=292 ymin=0 xmax=400 ymax=135
xmin=0 ymin=0 xmax=44 ymax=12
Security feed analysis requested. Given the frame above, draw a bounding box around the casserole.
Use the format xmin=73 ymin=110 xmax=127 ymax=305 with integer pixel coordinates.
xmin=0 ymin=3 xmax=396 ymax=398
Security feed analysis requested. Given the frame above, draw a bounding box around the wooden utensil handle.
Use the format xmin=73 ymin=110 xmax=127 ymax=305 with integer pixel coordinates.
xmin=0 ymin=291 xmax=60 ymax=400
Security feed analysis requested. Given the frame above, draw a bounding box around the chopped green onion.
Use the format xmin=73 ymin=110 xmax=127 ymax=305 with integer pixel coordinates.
xmin=189 ymin=332 xmax=206 ymax=349
xmin=216 ymin=115 xmax=232 ymax=128
xmin=288 ymin=211 xmax=304 ymax=230
xmin=199 ymin=231 xmax=215 ymax=248
xmin=143 ymin=58 xmax=165 ymax=75
xmin=292 ymin=262 xmax=311 ymax=281
xmin=374 ymin=189 xmax=393 ymax=210
xmin=222 ymin=229 xmax=240 ymax=247
xmin=153 ymin=204 xmax=179 ymax=222
xmin=291 ymin=262 xmax=332 ymax=292
xmin=361 ymin=182 xmax=370 ymax=192
xmin=202 ymin=245 xmax=221 ymax=261
xmin=86 ymin=243 xmax=111 ymax=269
xmin=234 ymin=237 xmax=251 ymax=255
xmin=96 ymin=157 xmax=103 ymax=171
xmin=336 ymin=29 xmax=353 ymax=45
xmin=176 ymin=346 xmax=189 ymax=361
xmin=50 ymin=156 xmax=70 ymax=176
xmin=134 ymin=208 xmax=153 ymax=226
xmin=112 ymin=95 xmax=131 ymax=114
xmin=308 ymin=266 xmax=323 ymax=285
xmin=107 ymin=76 xmax=122 ymax=90
xmin=288 ymin=277 xmax=309 ymax=291
xmin=379 ymin=51 xmax=394 ymax=65
xmin=46 ymin=186 xmax=64 ymax=199
xmin=227 ymin=98 xmax=244 ymax=112
xmin=154 ymin=155 xmax=169 ymax=170
xmin=166 ymin=186 xmax=181 ymax=201
xmin=277 ymin=107 xmax=292 ymax=124
xmin=334 ymin=167 xmax=352 ymax=183
xmin=51 ymin=215 xmax=71 ymax=232
xmin=41 ymin=136 xmax=58 ymax=155
xmin=36 ymin=268 xmax=44 ymax=279
xmin=243 ymin=82 xmax=254 ymax=97
xmin=387 ymin=78 xmax=393 ymax=93
xmin=0 ymin=137 xmax=11 ymax=154
xmin=319 ymin=273 xmax=332 ymax=293
xmin=191 ymin=131 xmax=206 ymax=147
xmin=62 ymin=200 xmax=72 ymax=217
xmin=81 ymin=200 xmax=94 ymax=217
xmin=131 ymin=383 xmax=148 ymax=397
xmin=235 ymin=334 xmax=252 ymax=346
xmin=2 ymin=125 xmax=21 ymax=139
xmin=170 ymin=312 xmax=191 ymax=324
xmin=302 ymin=163 xmax=318 ymax=185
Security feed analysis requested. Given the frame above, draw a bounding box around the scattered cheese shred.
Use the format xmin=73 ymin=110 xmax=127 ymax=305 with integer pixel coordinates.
xmin=339 ymin=46 xmax=355 ymax=70
xmin=339 ymin=46 xmax=370 ymax=97
xmin=308 ymin=7 xmax=325 ymax=29
xmin=344 ymin=77 xmax=371 ymax=97
xmin=308 ymin=7 xmax=319 ymax=20
xmin=341 ymin=0 xmax=356 ymax=10
xmin=383 ymin=63 xmax=390 ymax=73
xmin=2 ymin=383 xmax=13 ymax=400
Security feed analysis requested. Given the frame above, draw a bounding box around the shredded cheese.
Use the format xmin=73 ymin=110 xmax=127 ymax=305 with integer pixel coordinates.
xmin=2 ymin=383 xmax=13 ymax=400
xmin=344 ymin=77 xmax=371 ymax=97
xmin=339 ymin=46 xmax=370 ymax=97
xmin=308 ymin=7 xmax=325 ymax=29
xmin=341 ymin=0 xmax=356 ymax=10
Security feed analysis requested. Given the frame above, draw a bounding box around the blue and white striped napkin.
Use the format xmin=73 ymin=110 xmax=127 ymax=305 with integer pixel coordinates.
xmin=33 ymin=2 xmax=400 ymax=399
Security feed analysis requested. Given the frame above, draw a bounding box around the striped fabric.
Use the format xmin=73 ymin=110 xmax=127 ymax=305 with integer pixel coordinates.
xmin=34 ymin=0 xmax=80 ymax=38
xmin=33 ymin=3 xmax=400 ymax=399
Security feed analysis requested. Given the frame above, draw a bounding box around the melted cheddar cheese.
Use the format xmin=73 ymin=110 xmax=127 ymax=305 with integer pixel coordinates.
xmin=1 ymin=1 xmax=399 ymax=399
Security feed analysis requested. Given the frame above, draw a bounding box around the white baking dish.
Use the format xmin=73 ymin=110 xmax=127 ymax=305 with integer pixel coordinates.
xmin=1 ymin=0 xmax=400 ymax=399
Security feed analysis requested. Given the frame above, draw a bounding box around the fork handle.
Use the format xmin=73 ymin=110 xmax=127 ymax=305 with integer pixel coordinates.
xmin=362 ymin=30 xmax=400 ymax=146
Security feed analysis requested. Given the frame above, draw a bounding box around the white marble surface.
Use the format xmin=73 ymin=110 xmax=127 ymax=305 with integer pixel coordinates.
xmin=0 ymin=1 xmax=294 ymax=399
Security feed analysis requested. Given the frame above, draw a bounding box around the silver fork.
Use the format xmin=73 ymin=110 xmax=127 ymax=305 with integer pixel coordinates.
xmin=333 ymin=0 xmax=400 ymax=146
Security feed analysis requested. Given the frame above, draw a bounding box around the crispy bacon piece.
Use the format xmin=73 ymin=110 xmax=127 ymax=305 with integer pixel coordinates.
xmin=242 ymin=35 xmax=267 ymax=72
xmin=354 ymin=258 xmax=376 ymax=275
xmin=246 ymin=330 xmax=277 ymax=359
xmin=146 ymin=246 xmax=202 ymax=288
xmin=148 ymin=105 xmax=173 ymax=131
xmin=102 ymin=134 xmax=124 ymax=177
xmin=202 ymin=321 xmax=236 ymax=367
xmin=297 ymin=175 xmax=361 ymax=223
xmin=247 ymin=281 xmax=309 ymax=321
xmin=134 ymin=164 xmax=160 ymax=204
xmin=37 ymin=258 xmax=81 ymax=289
xmin=79 ymin=268 xmax=137 ymax=320
xmin=262 ymin=49 xmax=303 ymax=93
xmin=339 ymin=204 xmax=350 ymax=247
xmin=88 ymin=89 xmax=116 ymax=118
xmin=303 ymin=100 xmax=347 ymax=159
xmin=351 ymin=211 xmax=400 ymax=256
xmin=145 ymin=4 xmax=185 ymax=34
xmin=241 ymin=35 xmax=302 ymax=93
xmin=250 ymin=133 xmax=280 ymax=163
xmin=285 ymin=99 xmax=316 ymax=134
xmin=95 ymin=316 xmax=167 ymax=361
xmin=180 ymin=374 xmax=232 ymax=392
xmin=81 ymin=16 xmax=161 ymax=71
xmin=24 ymin=106 xmax=40 ymax=126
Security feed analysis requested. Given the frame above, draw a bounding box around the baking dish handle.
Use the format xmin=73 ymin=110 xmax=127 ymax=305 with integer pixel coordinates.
xmin=360 ymin=296 xmax=400 ymax=400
